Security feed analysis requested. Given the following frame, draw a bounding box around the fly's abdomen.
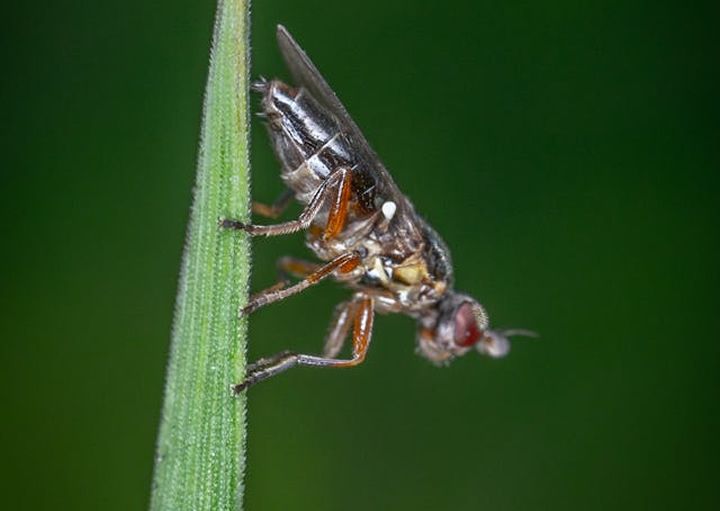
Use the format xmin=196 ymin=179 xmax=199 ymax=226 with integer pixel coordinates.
xmin=260 ymin=80 xmax=354 ymax=203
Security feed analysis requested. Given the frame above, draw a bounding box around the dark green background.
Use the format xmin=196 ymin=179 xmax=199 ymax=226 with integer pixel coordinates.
xmin=2 ymin=1 xmax=718 ymax=509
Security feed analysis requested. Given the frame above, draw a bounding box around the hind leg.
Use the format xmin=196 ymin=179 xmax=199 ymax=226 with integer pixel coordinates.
xmin=220 ymin=167 xmax=351 ymax=238
xmin=252 ymin=188 xmax=295 ymax=219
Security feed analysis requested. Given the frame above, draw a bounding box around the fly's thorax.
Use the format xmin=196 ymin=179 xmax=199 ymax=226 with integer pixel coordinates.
xmin=349 ymin=245 xmax=451 ymax=313
xmin=304 ymin=210 xmax=380 ymax=262
xmin=419 ymin=221 xmax=454 ymax=289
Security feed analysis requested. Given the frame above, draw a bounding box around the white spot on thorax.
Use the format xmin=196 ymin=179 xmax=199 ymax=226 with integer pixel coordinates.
xmin=382 ymin=201 xmax=397 ymax=220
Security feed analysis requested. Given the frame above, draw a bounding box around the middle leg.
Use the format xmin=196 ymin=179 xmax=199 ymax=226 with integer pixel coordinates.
xmin=241 ymin=251 xmax=361 ymax=315
xmin=243 ymin=256 xmax=322 ymax=312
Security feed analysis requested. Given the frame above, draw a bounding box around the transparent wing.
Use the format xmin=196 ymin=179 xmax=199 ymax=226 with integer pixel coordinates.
xmin=276 ymin=25 xmax=423 ymax=240
xmin=276 ymin=25 xmax=382 ymax=166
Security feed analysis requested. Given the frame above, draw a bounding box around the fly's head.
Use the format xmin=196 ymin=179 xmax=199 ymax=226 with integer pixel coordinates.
xmin=416 ymin=292 xmax=535 ymax=365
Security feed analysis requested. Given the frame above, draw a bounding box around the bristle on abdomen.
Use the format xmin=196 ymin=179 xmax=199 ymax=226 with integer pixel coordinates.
xmin=251 ymin=76 xmax=269 ymax=93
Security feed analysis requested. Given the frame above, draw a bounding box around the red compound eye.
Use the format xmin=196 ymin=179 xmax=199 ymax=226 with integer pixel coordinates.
xmin=454 ymin=302 xmax=482 ymax=347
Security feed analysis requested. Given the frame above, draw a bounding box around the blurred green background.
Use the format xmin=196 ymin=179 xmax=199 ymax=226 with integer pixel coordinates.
xmin=2 ymin=0 xmax=718 ymax=509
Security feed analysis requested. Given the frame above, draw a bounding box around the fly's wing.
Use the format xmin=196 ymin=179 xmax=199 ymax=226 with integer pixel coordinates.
xmin=276 ymin=25 xmax=424 ymax=243
xmin=276 ymin=25 xmax=385 ymax=172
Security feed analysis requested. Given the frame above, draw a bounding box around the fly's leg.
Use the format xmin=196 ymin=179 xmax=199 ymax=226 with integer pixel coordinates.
xmin=322 ymin=166 xmax=352 ymax=240
xmin=232 ymin=295 xmax=374 ymax=393
xmin=277 ymin=256 xmax=321 ymax=280
xmin=272 ymin=255 xmax=321 ymax=293
xmin=322 ymin=300 xmax=356 ymax=358
xmin=244 ymin=256 xmax=322 ymax=312
xmin=233 ymin=351 xmax=298 ymax=392
xmin=248 ymin=280 xmax=354 ymax=358
xmin=241 ymin=251 xmax=360 ymax=315
xmin=219 ymin=167 xmax=351 ymax=237
xmin=251 ymin=188 xmax=295 ymax=219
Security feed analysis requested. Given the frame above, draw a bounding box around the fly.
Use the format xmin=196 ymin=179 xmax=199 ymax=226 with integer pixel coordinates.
xmin=221 ymin=25 xmax=535 ymax=392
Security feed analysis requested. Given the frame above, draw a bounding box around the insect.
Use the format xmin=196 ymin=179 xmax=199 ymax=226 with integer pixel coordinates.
xmin=222 ymin=25 xmax=534 ymax=392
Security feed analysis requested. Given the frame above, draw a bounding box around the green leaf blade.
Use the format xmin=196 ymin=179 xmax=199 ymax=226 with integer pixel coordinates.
xmin=150 ymin=0 xmax=251 ymax=509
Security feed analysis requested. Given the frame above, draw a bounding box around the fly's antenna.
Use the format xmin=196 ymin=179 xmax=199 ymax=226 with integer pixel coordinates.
xmin=498 ymin=329 xmax=539 ymax=339
xmin=477 ymin=328 xmax=538 ymax=358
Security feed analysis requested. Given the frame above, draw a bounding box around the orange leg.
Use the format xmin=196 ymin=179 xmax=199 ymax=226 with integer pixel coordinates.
xmin=323 ymin=168 xmax=352 ymax=241
xmin=252 ymin=188 xmax=295 ymax=219
xmin=255 ymin=256 xmax=322 ymax=295
xmin=241 ymin=251 xmax=360 ymax=315
xmin=243 ymin=256 xmax=321 ymax=313
xmin=335 ymin=295 xmax=374 ymax=367
xmin=232 ymin=294 xmax=375 ymax=393
xmin=322 ymin=300 xmax=356 ymax=358
xmin=219 ymin=167 xmax=351 ymax=237
xmin=277 ymin=256 xmax=321 ymax=280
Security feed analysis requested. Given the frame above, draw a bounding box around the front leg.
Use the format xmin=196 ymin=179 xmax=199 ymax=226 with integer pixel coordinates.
xmin=220 ymin=167 xmax=351 ymax=237
xmin=232 ymin=294 xmax=375 ymax=393
xmin=322 ymin=300 xmax=355 ymax=358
